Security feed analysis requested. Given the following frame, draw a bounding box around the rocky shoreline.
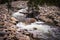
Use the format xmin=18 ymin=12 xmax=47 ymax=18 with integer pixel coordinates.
xmin=0 ymin=1 xmax=60 ymax=40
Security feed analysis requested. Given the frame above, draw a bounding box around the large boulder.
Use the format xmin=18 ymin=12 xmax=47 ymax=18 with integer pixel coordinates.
xmin=12 ymin=12 xmax=26 ymax=22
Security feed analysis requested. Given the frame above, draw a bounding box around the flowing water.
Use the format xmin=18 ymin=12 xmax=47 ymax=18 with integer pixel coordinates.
xmin=16 ymin=21 xmax=60 ymax=40
xmin=12 ymin=8 xmax=60 ymax=40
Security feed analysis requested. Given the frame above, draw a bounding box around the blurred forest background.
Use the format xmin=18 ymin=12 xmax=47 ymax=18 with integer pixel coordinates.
xmin=0 ymin=0 xmax=60 ymax=6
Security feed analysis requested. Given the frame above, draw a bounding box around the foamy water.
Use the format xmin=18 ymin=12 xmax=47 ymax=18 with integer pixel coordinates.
xmin=16 ymin=21 xmax=51 ymax=33
xmin=16 ymin=21 xmax=60 ymax=40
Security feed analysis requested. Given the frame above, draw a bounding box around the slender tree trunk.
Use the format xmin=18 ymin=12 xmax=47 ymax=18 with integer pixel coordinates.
xmin=7 ymin=0 xmax=12 ymax=13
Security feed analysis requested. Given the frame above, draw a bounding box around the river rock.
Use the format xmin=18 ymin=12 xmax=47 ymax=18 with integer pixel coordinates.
xmin=38 ymin=6 xmax=60 ymax=26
